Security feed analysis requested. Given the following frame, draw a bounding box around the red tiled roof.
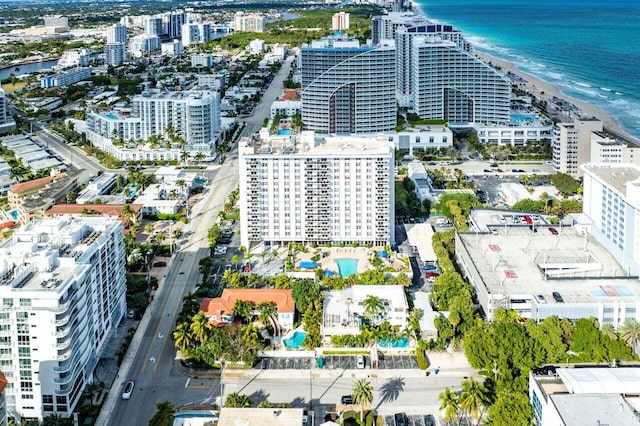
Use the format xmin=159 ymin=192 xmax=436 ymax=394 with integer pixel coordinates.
xmin=0 ymin=370 xmax=7 ymax=394
xmin=10 ymin=176 xmax=54 ymax=194
xmin=45 ymin=204 xmax=143 ymax=217
xmin=277 ymin=89 xmax=300 ymax=101
xmin=199 ymin=289 xmax=295 ymax=324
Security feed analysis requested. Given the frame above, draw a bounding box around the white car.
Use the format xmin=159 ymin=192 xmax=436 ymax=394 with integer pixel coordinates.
xmin=356 ymin=355 xmax=365 ymax=369
xmin=121 ymin=381 xmax=134 ymax=400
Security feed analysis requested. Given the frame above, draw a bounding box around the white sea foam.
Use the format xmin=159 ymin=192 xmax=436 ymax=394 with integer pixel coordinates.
xmin=600 ymin=87 xmax=612 ymax=92
xmin=573 ymin=81 xmax=592 ymax=88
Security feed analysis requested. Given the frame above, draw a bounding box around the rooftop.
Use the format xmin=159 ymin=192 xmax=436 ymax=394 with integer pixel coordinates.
xmin=558 ymin=367 xmax=640 ymax=394
xmin=457 ymin=224 xmax=640 ymax=304
xmin=200 ymin=289 xmax=295 ymax=324
xmin=551 ymin=394 xmax=640 ymax=426
xmin=582 ymin=163 xmax=640 ymax=198
xmin=217 ymin=408 xmax=304 ymax=426
xmin=277 ymin=89 xmax=301 ymax=102
xmin=45 ymin=203 xmax=142 ymax=218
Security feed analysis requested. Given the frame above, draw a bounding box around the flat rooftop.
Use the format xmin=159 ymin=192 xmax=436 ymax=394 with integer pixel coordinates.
xmin=217 ymin=408 xmax=304 ymax=426
xmin=239 ymin=131 xmax=393 ymax=157
xmin=458 ymin=225 xmax=640 ymax=304
xmin=582 ymin=164 xmax=640 ymax=197
xmin=551 ymin=394 xmax=640 ymax=426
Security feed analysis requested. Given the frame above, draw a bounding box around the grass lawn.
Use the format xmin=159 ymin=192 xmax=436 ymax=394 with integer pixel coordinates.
xmin=2 ymin=81 xmax=27 ymax=92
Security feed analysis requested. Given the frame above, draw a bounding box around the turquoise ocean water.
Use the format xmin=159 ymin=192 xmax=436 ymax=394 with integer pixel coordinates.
xmin=415 ymin=0 xmax=640 ymax=138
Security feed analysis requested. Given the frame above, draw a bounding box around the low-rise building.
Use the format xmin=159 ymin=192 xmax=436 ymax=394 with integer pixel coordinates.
xmin=134 ymin=184 xmax=183 ymax=216
xmin=269 ymin=89 xmax=301 ymax=118
xmin=474 ymin=121 xmax=553 ymax=146
xmin=529 ymin=367 xmax=640 ymax=426
xmin=322 ymin=285 xmax=409 ymax=337
xmin=386 ymin=125 xmax=453 ymax=155
xmin=44 ymin=203 xmax=142 ymax=225
xmin=57 ymin=47 xmax=92 ymax=68
xmin=75 ymin=173 xmax=118 ymax=204
xmin=456 ymin=210 xmax=640 ymax=325
xmin=40 ymin=67 xmax=91 ymax=88
xmin=200 ymin=289 xmax=295 ymax=330
xmin=218 ymin=408 xmax=304 ymax=426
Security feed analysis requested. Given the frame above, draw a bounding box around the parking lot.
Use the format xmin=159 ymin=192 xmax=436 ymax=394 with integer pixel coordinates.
xmin=383 ymin=414 xmax=437 ymax=426
xmin=255 ymin=355 xmax=418 ymax=370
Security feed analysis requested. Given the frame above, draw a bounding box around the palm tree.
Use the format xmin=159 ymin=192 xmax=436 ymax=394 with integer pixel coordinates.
xmin=439 ymin=387 xmax=460 ymax=426
xmin=363 ymin=295 xmax=386 ymax=324
xmin=459 ymin=378 xmax=489 ymax=425
xmin=121 ymin=204 xmax=135 ymax=227
xmin=224 ymin=392 xmax=252 ymax=408
xmin=351 ymin=378 xmax=374 ymax=422
xmin=155 ymin=231 xmax=166 ymax=245
xmin=148 ymin=400 xmax=175 ymax=426
xmin=231 ymin=254 xmax=241 ymax=269
xmin=145 ymin=223 xmax=155 ymax=234
xmin=600 ymin=323 xmax=618 ymax=340
xmin=190 ymin=311 xmax=211 ymax=343
xmin=194 ymin=152 xmax=205 ymax=164
xmin=233 ymin=299 xmax=254 ymax=323
xmin=257 ymin=301 xmax=277 ymax=327
xmin=620 ymin=319 xmax=640 ymax=352
xmin=180 ymin=150 xmax=190 ymax=167
xmin=173 ymin=322 xmax=194 ymax=352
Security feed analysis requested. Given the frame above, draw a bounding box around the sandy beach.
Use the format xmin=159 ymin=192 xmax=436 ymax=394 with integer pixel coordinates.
xmin=410 ymin=1 xmax=636 ymax=141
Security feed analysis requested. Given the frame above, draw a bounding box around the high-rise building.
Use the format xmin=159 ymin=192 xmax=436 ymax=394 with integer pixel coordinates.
xmin=106 ymin=23 xmax=127 ymax=44
xmin=411 ymin=37 xmax=510 ymax=124
xmin=239 ymin=132 xmax=395 ymax=248
xmin=86 ymin=90 xmax=220 ymax=156
xmin=234 ymin=12 xmax=264 ymax=33
xmin=582 ymin=163 xmax=640 ymax=276
xmin=371 ymin=11 xmax=427 ymax=44
xmin=396 ymin=23 xmax=470 ymax=107
xmin=552 ymin=118 xmax=603 ymax=178
xmin=0 ymin=90 xmax=16 ymax=133
xmin=162 ymin=9 xmax=186 ymax=39
xmin=143 ymin=16 xmax=163 ymax=36
xmin=0 ymin=216 xmax=126 ymax=420
xmin=301 ymin=36 xmax=396 ymax=133
xmin=181 ymin=23 xmax=212 ymax=46
xmin=104 ymin=42 xmax=126 ymax=66
xmin=129 ymin=34 xmax=161 ymax=57
xmin=332 ymin=12 xmax=350 ymax=30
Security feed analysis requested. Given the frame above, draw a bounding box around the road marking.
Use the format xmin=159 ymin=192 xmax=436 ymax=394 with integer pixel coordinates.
xmin=185 ymin=378 xmax=190 ymax=388
xmin=149 ymin=357 xmax=156 ymax=364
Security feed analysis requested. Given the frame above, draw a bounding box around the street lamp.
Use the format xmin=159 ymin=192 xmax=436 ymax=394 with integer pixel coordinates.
xmin=168 ymin=220 xmax=175 ymax=255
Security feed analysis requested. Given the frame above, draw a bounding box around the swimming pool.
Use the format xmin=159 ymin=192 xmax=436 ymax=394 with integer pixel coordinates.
xmin=174 ymin=410 xmax=218 ymax=419
xmin=283 ymin=331 xmax=307 ymax=349
xmin=378 ymin=337 xmax=409 ymax=348
xmin=105 ymin=113 xmax=118 ymax=120
xmin=511 ymin=114 xmax=538 ymax=122
xmin=277 ymin=129 xmax=292 ymax=136
xmin=10 ymin=210 xmax=18 ymax=220
xmin=335 ymin=258 xmax=358 ymax=277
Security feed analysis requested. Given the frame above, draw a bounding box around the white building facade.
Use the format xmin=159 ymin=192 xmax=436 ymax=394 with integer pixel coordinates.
xmin=105 ymin=23 xmax=127 ymax=44
xmin=0 ymin=217 xmax=126 ymax=420
xmin=181 ymin=23 xmax=212 ymax=46
xmin=234 ymin=12 xmax=264 ymax=33
xmin=239 ymin=132 xmax=395 ymax=248
xmin=104 ymin=43 xmax=125 ymax=66
xmin=552 ymin=118 xmax=602 ymax=178
xmin=474 ymin=122 xmax=554 ymax=146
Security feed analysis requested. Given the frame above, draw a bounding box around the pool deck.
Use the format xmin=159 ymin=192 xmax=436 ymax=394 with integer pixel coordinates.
xmin=295 ymin=247 xmax=406 ymax=275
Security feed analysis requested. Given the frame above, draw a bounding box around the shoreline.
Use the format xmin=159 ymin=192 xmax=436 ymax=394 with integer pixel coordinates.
xmin=409 ymin=1 xmax=638 ymax=142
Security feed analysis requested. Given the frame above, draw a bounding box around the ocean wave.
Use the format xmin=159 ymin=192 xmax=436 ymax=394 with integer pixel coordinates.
xmin=572 ymin=81 xmax=592 ymax=88
xmin=600 ymin=87 xmax=612 ymax=92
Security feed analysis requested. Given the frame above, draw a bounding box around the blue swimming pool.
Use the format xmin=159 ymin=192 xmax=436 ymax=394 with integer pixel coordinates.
xmin=511 ymin=114 xmax=538 ymax=122
xmin=378 ymin=337 xmax=409 ymax=348
xmin=10 ymin=210 xmax=18 ymax=220
xmin=277 ymin=129 xmax=292 ymax=136
xmin=174 ymin=410 xmax=218 ymax=419
xmin=299 ymin=261 xmax=317 ymax=269
xmin=283 ymin=331 xmax=307 ymax=349
xmin=105 ymin=113 xmax=118 ymax=120
xmin=335 ymin=258 xmax=358 ymax=277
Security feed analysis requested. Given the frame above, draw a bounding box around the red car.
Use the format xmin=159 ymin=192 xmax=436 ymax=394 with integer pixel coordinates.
xmin=425 ymin=271 xmax=440 ymax=278
xmin=548 ymin=227 xmax=558 ymax=235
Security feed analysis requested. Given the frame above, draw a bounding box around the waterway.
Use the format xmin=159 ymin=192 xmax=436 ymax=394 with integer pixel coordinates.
xmin=0 ymin=59 xmax=59 ymax=81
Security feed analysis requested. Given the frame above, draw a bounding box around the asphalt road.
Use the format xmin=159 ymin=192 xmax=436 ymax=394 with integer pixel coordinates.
xmin=102 ymin=54 xmax=294 ymax=426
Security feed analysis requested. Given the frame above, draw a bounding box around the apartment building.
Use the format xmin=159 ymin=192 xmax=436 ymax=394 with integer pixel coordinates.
xmin=162 ymin=9 xmax=186 ymax=39
xmin=0 ymin=217 xmax=126 ymax=420
xmin=181 ymin=23 xmax=212 ymax=46
xmin=332 ymin=12 xmax=350 ymax=31
xmin=105 ymin=23 xmax=127 ymax=44
xmin=371 ymin=11 xmax=428 ymax=44
xmin=552 ymin=118 xmax=602 ymax=178
xmin=85 ymin=89 xmax=220 ymax=160
xmin=104 ymin=43 xmax=125 ymax=66
xmin=129 ymin=34 xmax=161 ymax=57
xmin=590 ymin=130 xmax=640 ymax=166
xmin=582 ymin=163 xmax=640 ymax=276
xmin=143 ymin=16 xmax=163 ymax=36
xmin=40 ymin=68 xmax=91 ymax=89
xmin=0 ymin=89 xmax=15 ymax=133
xmin=412 ymin=37 xmax=510 ymax=124
xmin=57 ymin=48 xmax=92 ymax=68
xmin=238 ymin=131 xmax=395 ymax=249
xmin=301 ymin=36 xmax=396 ymax=133
xmin=234 ymin=12 xmax=264 ymax=33
xmin=395 ymin=23 xmax=470 ymax=107
xmin=191 ymin=53 xmax=213 ymax=68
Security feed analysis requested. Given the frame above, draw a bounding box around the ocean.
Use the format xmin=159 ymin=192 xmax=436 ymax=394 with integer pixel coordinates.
xmin=415 ymin=0 xmax=640 ymax=139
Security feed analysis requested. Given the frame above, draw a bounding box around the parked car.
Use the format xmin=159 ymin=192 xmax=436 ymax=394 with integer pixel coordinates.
xmin=341 ymin=395 xmax=353 ymax=405
xmin=423 ymin=264 xmax=438 ymax=271
xmin=548 ymin=227 xmax=559 ymax=235
xmin=356 ymin=355 xmax=365 ymax=369
xmin=425 ymin=414 xmax=436 ymax=426
xmin=121 ymin=381 xmax=135 ymax=400
xmin=153 ymin=261 xmax=167 ymax=267
xmin=553 ymin=291 xmax=564 ymax=303
xmin=394 ymin=413 xmax=408 ymax=426
xmin=425 ymin=271 xmax=440 ymax=278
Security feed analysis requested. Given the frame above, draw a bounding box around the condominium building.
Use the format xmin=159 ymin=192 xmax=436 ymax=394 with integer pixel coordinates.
xmin=411 ymin=37 xmax=510 ymax=124
xmin=161 ymin=40 xmax=183 ymax=57
xmin=456 ymin=210 xmax=640 ymax=324
xmin=396 ymin=24 xmax=470 ymax=107
xmin=332 ymin=12 xmax=350 ymax=31
xmin=40 ymin=68 xmax=91 ymax=89
xmin=129 ymin=34 xmax=161 ymax=57
xmin=85 ymin=89 xmax=220 ymax=160
xmin=105 ymin=23 xmax=127 ymax=44
xmin=162 ymin=9 xmax=186 ymax=39
xmin=57 ymin=48 xmax=92 ymax=68
xmin=143 ymin=16 xmax=163 ymax=36
xmin=371 ymin=11 xmax=428 ymax=44
xmin=0 ymin=216 xmax=126 ymax=421
xmin=552 ymin=118 xmax=603 ymax=177
xmin=239 ymin=131 xmax=395 ymax=249
xmin=301 ymin=36 xmax=396 ymax=133
xmin=0 ymin=89 xmax=15 ymax=133
xmin=590 ymin=130 xmax=640 ymax=165
xmin=234 ymin=12 xmax=264 ymax=33
xmin=104 ymin=43 xmax=125 ymax=66
xmin=191 ymin=53 xmax=213 ymax=68
xmin=181 ymin=23 xmax=212 ymax=46
xmin=582 ymin=163 xmax=640 ymax=276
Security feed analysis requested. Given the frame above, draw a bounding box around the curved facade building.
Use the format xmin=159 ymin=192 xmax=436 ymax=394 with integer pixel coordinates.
xmin=301 ymin=38 xmax=396 ymax=134
xmin=412 ymin=37 xmax=510 ymax=124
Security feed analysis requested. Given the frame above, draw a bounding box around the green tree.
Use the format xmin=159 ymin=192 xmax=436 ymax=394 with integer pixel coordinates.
xmin=173 ymin=322 xmax=194 ymax=352
xmin=550 ymin=172 xmax=580 ymax=196
xmin=148 ymin=401 xmax=175 ymax=426
xmin=224 ymin=392 xmax=252 ymax=408
xmin=190 ymin=311 xmax=212 ymax=343
xmin=351 ymin=379 xmax=374 ymax=422
xmin=291 ymin=279 xmax=321 ymax=313
xmin=459 ymin=378 xmax=489 ymax=425
xmin=600 ymin=323 xmax=618 ymax=341
xmin=487 ymin=391 xmax=533 ymax=426
xmin=438 ymin=387 xmax=460 ymax=425
xmin=620 ymin=319 xmax=640 ymax=353
xmin=257 ymin=301 xmax=277 ymax=326
xmin=232 ymin=299 xmax=254 ymax=323
xmin=362 ymin=295 xmax=386 ymax=324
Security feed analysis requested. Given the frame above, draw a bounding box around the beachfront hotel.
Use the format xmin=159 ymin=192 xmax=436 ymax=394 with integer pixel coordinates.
xmin=238 ymin=131 xmax=395 ymax=249
xmin=411 ymin=37 xmax=510 ymax=124
xmin=85 ymin=89 xmax=220 ymax=161
xmin=0 ymin=217 xmax=126 ymax=421
xmin=300 ymin=35 xmax=396 ymax=133
xmin=371 ymin=11 xmax=429 ymax=45
xmin=552 ymin=118 xmax=603 ymax=178
xmin=582 ymin=163 xmax=640 ymax=276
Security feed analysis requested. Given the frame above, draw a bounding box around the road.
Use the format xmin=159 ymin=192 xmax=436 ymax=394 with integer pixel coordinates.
xmin=99 ymin=54 xmax=294 ymax=426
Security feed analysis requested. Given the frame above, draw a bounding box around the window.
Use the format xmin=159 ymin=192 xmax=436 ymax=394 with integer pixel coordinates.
xmin=19 ymin=299 xmax=31 ymax=307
